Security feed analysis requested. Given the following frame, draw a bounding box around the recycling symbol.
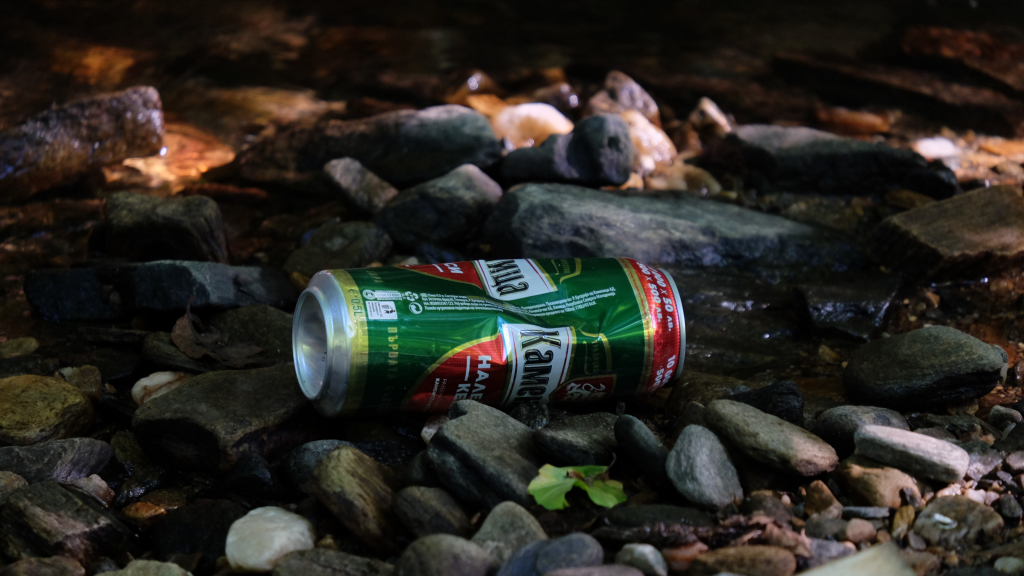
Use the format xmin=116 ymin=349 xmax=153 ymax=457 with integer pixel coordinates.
xmin=403 ymin=291 xmax=420 ymax=301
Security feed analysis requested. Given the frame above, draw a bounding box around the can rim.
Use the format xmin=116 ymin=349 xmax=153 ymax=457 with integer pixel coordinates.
xmin=292 ymin=271 xmax=351 ymax=416
xmin=659 ymin=268 xmax=686 ymax=382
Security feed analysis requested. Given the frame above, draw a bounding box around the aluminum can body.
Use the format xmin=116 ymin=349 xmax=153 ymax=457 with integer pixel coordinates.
xmin=292 ymin=258 xmax=685 ymax=415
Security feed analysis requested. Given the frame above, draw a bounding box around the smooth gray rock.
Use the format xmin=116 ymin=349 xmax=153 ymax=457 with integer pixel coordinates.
xmin=234 ymin=104 xmax=502 ymax=188
xmin=284 ymin=440 xmax=354 ymax=493
xmin=614 ymin=543 xmax=668 ymax=576
xmin=666 ymin=425 xmax=742 ymax=510
xmin=105 ymin=191 xmax=228 ymax=263
xmin=272 ymin=548 xmax=395 ymax=576
xmin=284 ymin=220 xmax=392 ymax=277
xmin=501 ymin=114 xmax=634 ymax=187
xmin=323 ymin=157 xmax=399 ymax=215
xmin=811 ymin=405 xmax=910 ymax=458
xmin=854 ymin=425 xmax=969 ymax=483
xmin=394 ymin=486 xmax=471 ymax=538
xmin=396 ymin=534 xmax=494 ymax=576
xmin=712 ymin=124 xmax=958 ymax=198
xmin=0 ymin=438 xmax=113 ymax=483
xmin=705 ymin=399 xmax=838 ymax=477
xmin=804 ymin=538 xmax=855 ymax=570
xmin=996 ymin=493 xmax=1023 ymax=520
xmin=497 ymin=533 xmax=603 ymax=576
xmin=132 ymin=364 xmax=311 ymax=472
xmin=534 ymin=412 xmax=618 ymax=466
xmin=471 ymin=501 xmax=548 ymax=565
xmin=614 ymin=415 xmax=672 ymax=493
xmin=988 ymin=405 xmax=1022 ymax=430
xmin=428 ymin=401 xmax=539 ymax=508
xmin=377 ymin=164 xmax=502 ymax=248
xmin=843 ymin=325 xmax=1008 ymax=409
xmin=483 ymin=184 xmax=859 ymax=272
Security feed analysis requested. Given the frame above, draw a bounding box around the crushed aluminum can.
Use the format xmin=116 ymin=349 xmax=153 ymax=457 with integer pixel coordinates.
xmin=292 ymin=258 xmax=685 ymax=415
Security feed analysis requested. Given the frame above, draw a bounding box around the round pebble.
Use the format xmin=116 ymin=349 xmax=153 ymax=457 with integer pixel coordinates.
xmin=997 ymin=557 xmax=1024 ymax=574
xmin=615 ymin=543 xmax=668 ymax=576
xmin=225 ymin=506 xmax=316 ymax=572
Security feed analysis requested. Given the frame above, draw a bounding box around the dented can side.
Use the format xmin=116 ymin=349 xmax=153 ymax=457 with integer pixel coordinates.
xmin=292 ymin=258 xmax=685 ymax=415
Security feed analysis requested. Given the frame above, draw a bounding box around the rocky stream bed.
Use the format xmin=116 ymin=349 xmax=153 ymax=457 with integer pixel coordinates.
xmin=5 ymin=5 xmax=1024 ymax=576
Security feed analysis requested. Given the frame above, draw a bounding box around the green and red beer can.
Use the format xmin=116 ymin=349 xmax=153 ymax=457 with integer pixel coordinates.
xmin=292 ymin=258 xmax=685 ymax=415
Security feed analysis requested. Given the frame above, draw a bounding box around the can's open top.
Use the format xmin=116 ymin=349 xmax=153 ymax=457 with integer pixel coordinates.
xmin=292 ymin=271 xmax=351 ymax=416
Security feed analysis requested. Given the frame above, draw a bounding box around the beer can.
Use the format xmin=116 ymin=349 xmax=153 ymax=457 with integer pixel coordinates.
xmin=292 ymin=258 xmax=685 ymax=415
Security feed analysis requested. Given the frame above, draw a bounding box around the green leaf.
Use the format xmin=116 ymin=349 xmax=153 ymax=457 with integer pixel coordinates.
xmin=527 ymin=464 xmax=576 ymax=510
xmin=528 ymin=464 xmax=627 ymax=510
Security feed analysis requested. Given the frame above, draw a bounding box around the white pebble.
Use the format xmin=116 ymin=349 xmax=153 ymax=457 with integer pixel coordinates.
xmin=996 ymin=556 xmax=1024 ymax=574
xmin=490 ymin=103 xmax=574 ymax=149
xmin=225 ymin=506 xmax=316 ymax=572
xmin=913 ymin=137 xmax=959 ymax=160
xmin=131 ymin=372 xmax=190 ymax=405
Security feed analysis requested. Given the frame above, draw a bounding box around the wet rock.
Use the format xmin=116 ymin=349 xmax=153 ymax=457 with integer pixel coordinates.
xmin=101 ymin=560 xmax=191 ymax=576
xmin=804 ymin=538 xmax=855 ymax=570
xmin=271 ymin=548 xmax=394 ymax=576
xmin=615 ymin=543 xmax=668 ymax=576
xmin=804 ymin=480 xmax=843 ymax=519
xmin=396 ymin=534 xmax=493 ymax=576
xmin=377 ymin=164 xmax=502 ymax=248
xmin=0 ymin=556 xmax=85 ymax=576
xmin=25 ymin=261 xmax=297 ymax=322
xmin=793 ymin=275 xmax=901 ymax=341
xmin=728 ymin=380 xmax=804 ymax=426
xmin=324 ymin=158 xmax=399 ymax=215
xmin=614 ymin=415 xmax=672 ymax=493
xmin=132 ymin=364 xmax=311 ymax=471
xmin=835 ymin=455 xmax=921 ymax=508
xmin=501 ymin=115 xmax=634 ymax=187
xmin=222 ymin=452 xmax=278 ymax=499
xmin=602 ymin=505 xmax=715 ymax=528
xmin=284 ymin=220 xmax=392 ymax=278
xmin=491 ymin=103 xmax=575 ymax=149
xmin=0 ymin=481 xmax=128 ymax=565
xmin=225 ymin=506 xmax=316 ymax=572
xmin=496 ymin=533 xmax=603 ymax=576
xmin=997 ymin=494 xmax=1023 ymax=520
xmin=586 ymin=71 xmax=661 ymax=127
xmin=666 ymin=425 xmax=742 ymax=510
xmin=0 ymin=471 xmax=27 ymax=505
xmin=208 ymin=304 xmax=294 ymax=363
xmin=484 ymin=184 xmax=859 ymax=272
xmin=128 ymin=260 xmax=298 ymax=312
xmin=705 ymin=400 xmax=838 ymax=476
xmin=870 ymin=186 xmax=1024 ymax=280
xmin=285 ymin=439 xmax=352 ymax=493
xmin=0 ymin=438 xmax=113 ymax=483
xmin=854 ymin=424 xmax=969 ymax=483
xmin=233 ymin=105 xmax=502 ymax=189
xmin=393 ymin=486 xmax=471 ymax=538
xmin=844 ymin=325 xmax=1007 ymax=409
xmin=534 ymin=412 xmax=617 ymax=466
xmin=0 ymin=375 xmax=93 ymax=446
xmin=470 ymin=501 xmax=548 ymax=565
xmin=65 ymin=475 xmax=115 ymax=507
xmin=688 ymin=545 xmax=796 ymax=576
xmin=105 ymin=192 xmax=228 ymax=263
xmin=0 ymin=86 xmax=164 ymax=199
xmin=311 ymin=445 xmax=402 ymax=554
xmin=428 ymin=400 xmax=539 ymax=508
xmin=665 ymin=372 xmax=761 ymax=416
xmin=710 ymin=123 xmax=958 ymax=198
xmin=913 ymin=496 xmax=1003 ymax=548
xmin=151 ymin=499 xmax=247 ymax=574
xmin=810 ymin=406 xmax=909 ymax=458
xmin=131 ymin=372 xmax=190 ymax=405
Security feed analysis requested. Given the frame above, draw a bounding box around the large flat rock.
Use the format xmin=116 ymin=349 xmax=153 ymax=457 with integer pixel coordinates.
xmin=483 ymin=184 xmax=860 ymax=273
xmin=870 ymin=186 xmax=1024 ymax=280
xmin=132 ymin=364 xmax=313 ymax=472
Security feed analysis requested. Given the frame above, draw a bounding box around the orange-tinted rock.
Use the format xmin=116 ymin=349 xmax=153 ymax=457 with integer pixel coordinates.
xmin=689 ymin=545 xmax=796 ymax=576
